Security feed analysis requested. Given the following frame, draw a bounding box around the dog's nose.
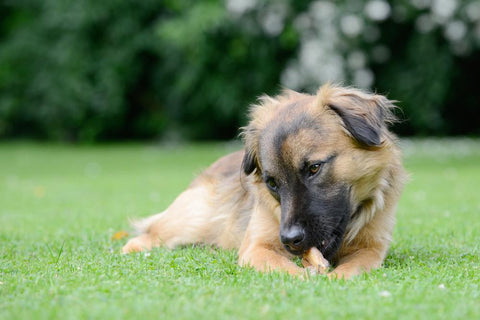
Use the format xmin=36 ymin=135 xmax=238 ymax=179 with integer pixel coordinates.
xmin=280 ymin=225 xmax=305 ymax=252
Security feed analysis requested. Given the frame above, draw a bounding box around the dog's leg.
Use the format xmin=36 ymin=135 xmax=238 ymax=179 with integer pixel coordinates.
xmin=239 ymin=243 xmax=304 ymax=276
xmin=238 ymin=202 xmax=304 ymax=276
xmin=122 ymin=186 xmax=217 ymax=254
xmin=121 ymin=233 xmax=159 ymax=253
xmin=330 ymin=247 xmax=385 ymax=279
xmin=330 ymin=200 xmax=396 ymax=279
xmin=331 ymin=225 xmax=389 ymax=279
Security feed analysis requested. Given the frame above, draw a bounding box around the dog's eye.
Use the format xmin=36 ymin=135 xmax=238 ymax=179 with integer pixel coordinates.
xmin=265 ymin=178 xmax=278 ymax=191
xmin=308 ymin=163 xmax=322 ymax=176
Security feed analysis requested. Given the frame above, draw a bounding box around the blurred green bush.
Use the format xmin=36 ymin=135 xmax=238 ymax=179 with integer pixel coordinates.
xmin=0 ymin=0 xmax=479 ymax=141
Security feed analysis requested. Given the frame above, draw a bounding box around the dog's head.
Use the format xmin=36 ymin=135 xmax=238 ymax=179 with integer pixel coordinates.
xmin=241 ymin=84 xmax=398 ymax=260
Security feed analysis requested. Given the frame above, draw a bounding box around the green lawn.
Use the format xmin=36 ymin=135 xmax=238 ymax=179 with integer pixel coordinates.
xmin=1 ymin=139 xmax=479 ymax=319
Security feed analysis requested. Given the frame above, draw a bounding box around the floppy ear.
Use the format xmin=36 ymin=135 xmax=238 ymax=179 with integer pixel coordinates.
xmin=323 ymin=86 xmax=396 ymax=147
xmin=240 ymin=122 xmax=260 ymax=175
xmin=240 ymin=92 xmax=284 ymax=175
xmin=242 ymin=148 xmax=257 ymax=175
xmin=328 ymin=103 xmax=382 ymax=147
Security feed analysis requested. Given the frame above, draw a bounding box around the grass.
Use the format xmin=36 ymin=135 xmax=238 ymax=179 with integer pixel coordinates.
xmin=1 ymin=139 xmax=479 ymax=319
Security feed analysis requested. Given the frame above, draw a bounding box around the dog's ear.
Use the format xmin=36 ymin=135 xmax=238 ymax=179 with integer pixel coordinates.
xmin=240 ymin=122 xmax=259 ymax=175
xmin=242 ymin=148 xmax=257 ymax=175
xmin=240 ymin=92 xmax=284 ymax=175
xmin=322 ymin=86 xmax=397 ymax=147
xmin=328 ymin=103 xmax=383 ymax=147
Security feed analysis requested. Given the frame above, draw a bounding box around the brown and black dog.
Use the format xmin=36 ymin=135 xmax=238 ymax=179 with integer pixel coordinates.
xmin=122 ymin=84 xmax=406 ymax=279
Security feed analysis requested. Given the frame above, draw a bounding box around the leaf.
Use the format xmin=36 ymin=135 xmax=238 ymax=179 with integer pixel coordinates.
xmin=111 ymin=230 xmax=129 ymax=241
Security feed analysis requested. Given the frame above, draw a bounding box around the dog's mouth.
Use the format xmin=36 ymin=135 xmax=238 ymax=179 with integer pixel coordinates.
xmin=284 ymin=246 xmax=304 ymax=256
xmin=282 ymin=236 xmax=336 ymax=257
xmin=281 ymin=207 xmax=351 ymax=258
xmin=316 ymin=236 xmax=339 ymax=260
xmin=318 ymin=214 xmax=349 ymax=260
xmin=286 ymin=214 xmax=349 ymax=259
xmin=320 ymin=238 xmax=335 ymax=252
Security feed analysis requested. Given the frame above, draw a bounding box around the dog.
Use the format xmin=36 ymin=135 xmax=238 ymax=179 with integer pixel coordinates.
xmin=122 ymin=84 xmax=406 ymax=279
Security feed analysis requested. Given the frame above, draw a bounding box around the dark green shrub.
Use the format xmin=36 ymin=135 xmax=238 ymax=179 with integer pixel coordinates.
xmin=0 ymin=0 xmax=479 ymax=141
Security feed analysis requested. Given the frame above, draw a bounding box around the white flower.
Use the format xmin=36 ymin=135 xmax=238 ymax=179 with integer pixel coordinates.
xmin=379 ymin=290 xmax=392 ymax=297
xmin=365 ymin=1 xmax=391 ymax=21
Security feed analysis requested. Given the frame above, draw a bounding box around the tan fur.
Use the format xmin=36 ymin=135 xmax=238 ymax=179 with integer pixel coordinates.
xmin=122 ymin=84 xmax=406 ymax=279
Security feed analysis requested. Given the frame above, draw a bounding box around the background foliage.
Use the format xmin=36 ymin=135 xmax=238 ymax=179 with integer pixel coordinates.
xmin=1 ymin=0 xmax=479 ymax=142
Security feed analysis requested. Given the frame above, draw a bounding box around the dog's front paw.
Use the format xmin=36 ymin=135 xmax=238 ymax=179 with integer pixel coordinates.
xmin=328 ymin=265 xmax=362 ymax=280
